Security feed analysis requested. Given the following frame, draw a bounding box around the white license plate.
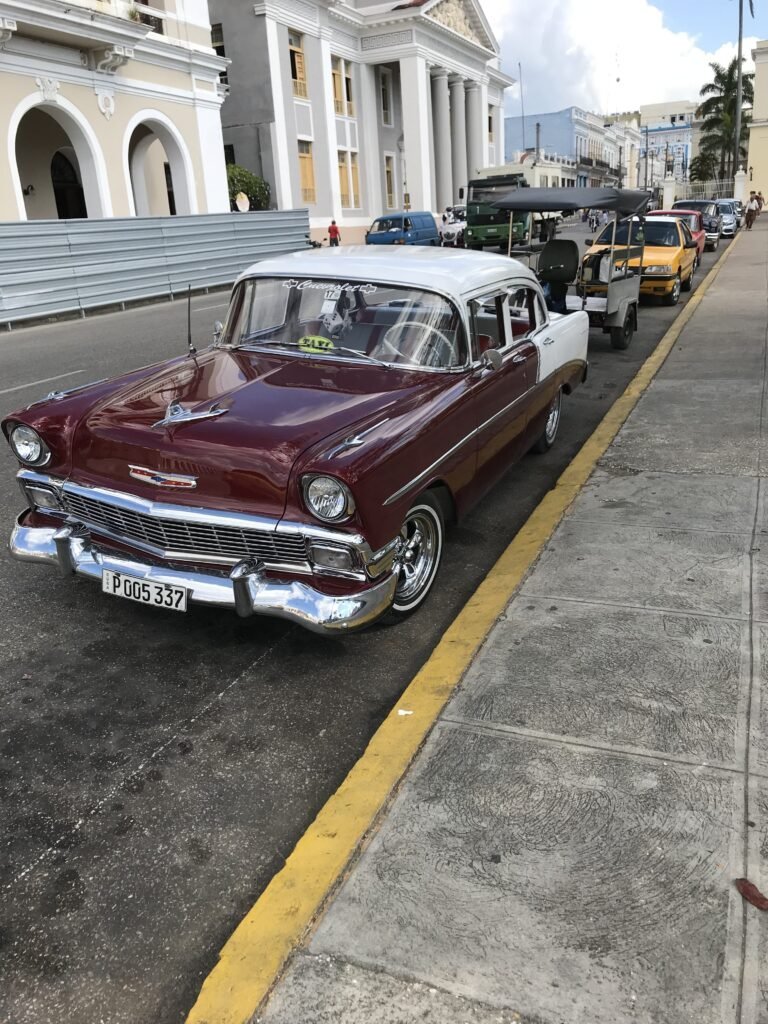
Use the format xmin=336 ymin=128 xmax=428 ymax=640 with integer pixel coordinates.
xmin=102 ymin=569 xmax=187 ymax=612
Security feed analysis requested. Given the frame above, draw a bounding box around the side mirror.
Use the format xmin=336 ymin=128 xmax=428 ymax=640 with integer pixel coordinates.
xmin=585 ymin=238 xmax=593 ymax=246
xmin=480 ymin=348 xmax=502 ymax=372
xmin=213 ymin=319 xmax=223 ymax=342
xmin=684 ymin=240 xmax=696 ymax=248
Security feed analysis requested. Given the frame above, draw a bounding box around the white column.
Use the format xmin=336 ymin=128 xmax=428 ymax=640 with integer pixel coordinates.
xmin=319 ymin=36 xmax=343 ymax=221
xmin=399 ymin=54 xmax=432 ymax=212
xmin=359 ymin=63 xmax=382 ymax=217
xmin=426 ymin=64 xmax=436 ymax=213
xmin=193 ymin=103 xmax=230 ymax=212
xmin=465 ymin=82 xmax=484 ymax=179
xmin=431 ymin=69 xmax=452 ymax=212
xmin=492 ymin=105 xmax=504 ymax=166
xmin=449 ymin=75 xmax=467 ymax=203
xmin=478 ymin=82 xmax=489 ymax=170
xmin=264 ymin=16 xmax=293 ymax=208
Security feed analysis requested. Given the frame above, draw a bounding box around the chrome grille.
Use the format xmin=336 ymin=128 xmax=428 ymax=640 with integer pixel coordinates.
xmin=61 ymin=491 xmax=308 ymax=564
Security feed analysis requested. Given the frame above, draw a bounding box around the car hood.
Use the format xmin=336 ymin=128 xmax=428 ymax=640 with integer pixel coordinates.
xmin=70 ymin=348 xmax=426 ymax=517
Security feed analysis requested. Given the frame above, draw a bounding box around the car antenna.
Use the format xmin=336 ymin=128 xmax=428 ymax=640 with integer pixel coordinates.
xmin=186 ymin=284 xmax=197 ymax=358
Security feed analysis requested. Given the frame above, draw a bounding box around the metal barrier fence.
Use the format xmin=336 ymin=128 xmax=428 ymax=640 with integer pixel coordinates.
xmin=674 ymin=179 xmax=736 ymax=202
xmin=0 ymin=209 xmax=310 ymax=327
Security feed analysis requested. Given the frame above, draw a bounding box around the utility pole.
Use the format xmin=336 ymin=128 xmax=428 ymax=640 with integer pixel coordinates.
xmin=734 ymin=0 xmax=744 ymax=175
xmin=518 ymin=62 xmax=526 ymax=152
xmin=644 ymin=125 xmax=649 ymax=188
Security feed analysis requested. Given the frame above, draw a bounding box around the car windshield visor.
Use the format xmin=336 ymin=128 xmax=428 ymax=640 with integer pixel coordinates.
xmin=222 ymin=277 xmax=465 ymax=370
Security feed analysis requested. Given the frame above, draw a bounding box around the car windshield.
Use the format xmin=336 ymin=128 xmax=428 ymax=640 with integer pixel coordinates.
xmin=718 ymin=202 xmax=734 ymax=214
xmin=371 ymin=217 xmax=404 ymax=232
xmin=595 ymin=220 xmax=679 ymax=247
xmin=221 ymin=277 xmax=465 ymax=370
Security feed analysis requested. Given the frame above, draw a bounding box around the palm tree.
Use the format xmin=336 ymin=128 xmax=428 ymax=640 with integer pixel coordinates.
xmin=734 ymin=0 xmax=755 ymax=173
xmin=689 ymin=152 xmax=719 ymax=182
xmin=698 ymin=56 xmax=754 ymax=177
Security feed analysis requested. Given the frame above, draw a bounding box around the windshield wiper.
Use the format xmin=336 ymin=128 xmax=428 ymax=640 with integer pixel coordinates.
xmin=331 ymin=346 xmax=391 ymax=369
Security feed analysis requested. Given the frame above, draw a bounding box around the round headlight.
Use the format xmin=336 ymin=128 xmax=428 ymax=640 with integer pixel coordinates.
xmin=9 ymin=424 xmax=49 ymax=466
xmin=303 ymin=475 xmax=355 ymax=522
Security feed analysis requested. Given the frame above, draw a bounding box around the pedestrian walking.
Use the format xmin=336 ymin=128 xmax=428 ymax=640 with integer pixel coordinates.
xmin=759 ymin=191 xmax=765 ymax=215
xmin=746 ymin=192 xmax=759 ymax=230
xmin=601 ymin=210 xmax=610 ymax=227
xmin=328 ymin=220 xmax=341 ymax=247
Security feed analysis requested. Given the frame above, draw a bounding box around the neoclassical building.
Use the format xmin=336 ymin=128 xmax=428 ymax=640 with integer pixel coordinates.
xmin=209 ymin=0 xmax=512 ymax=239
xmin=0 ymin=0 xmax=229 ymax=221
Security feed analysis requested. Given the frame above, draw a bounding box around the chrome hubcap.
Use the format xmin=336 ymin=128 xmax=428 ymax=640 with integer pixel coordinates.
xmin=545 ymin=392 xmax=561 ymax=443
xmin=395 ymin=510 xmax=439 ymax=605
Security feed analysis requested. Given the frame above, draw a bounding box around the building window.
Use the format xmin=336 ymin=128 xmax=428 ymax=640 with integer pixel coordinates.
xmin=488 ymin=110 xmax=494 ymax=142
xmin=289 ymin=31 xmax=307 ymax=98
xmin=331 ymin=56 xmax=355 ymax=117
xmin=384 ymin=154 xmax=395 ymax=208
xmin=223 ymin=143 xmax=236 ymax=165
xmin=350 ymin=152 xmax=360 ymax=207
xmin=337 ymin=151 xmax=361 ymax=208
xmin=338 ymin=151 xmax=350 ymax=207
xmin=211 ymin=22 xmax=228 ymax=85
xmin=380 ymin=68 xmax=392 ymax=126
xmin=298 ymin=140 xmax=316 ymax=203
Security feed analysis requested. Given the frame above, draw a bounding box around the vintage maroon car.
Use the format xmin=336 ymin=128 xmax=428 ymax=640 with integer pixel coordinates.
xmin=649 ymin=209 xmax=707 ymax=261
xmin=3 ymin=247 xmax=588 ymax=634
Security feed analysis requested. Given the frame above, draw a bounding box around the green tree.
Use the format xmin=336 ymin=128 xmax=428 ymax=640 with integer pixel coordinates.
xmin=226 ymin=164 xmax=271 ymax=211
xmin=697 ymin=56 xmax=754 ymax=177
xmin=689 ymin=152 xmax=719 ymax=182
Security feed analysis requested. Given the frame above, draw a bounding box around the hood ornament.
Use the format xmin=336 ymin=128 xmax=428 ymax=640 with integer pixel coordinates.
xmin=129 ymin=465 xmax=197 ymax=489
xmin=153 ymin=400 xmax=228 ymax=430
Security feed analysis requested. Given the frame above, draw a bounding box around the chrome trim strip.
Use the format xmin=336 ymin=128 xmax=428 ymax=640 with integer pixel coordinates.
xmin=324 ymin=418 xmax=390 ymax=459
xmin=44 ymin=378 xmax=107 ymax=401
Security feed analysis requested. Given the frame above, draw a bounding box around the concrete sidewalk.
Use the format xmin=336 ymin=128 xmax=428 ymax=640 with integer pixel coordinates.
xmin=258 ymin=223 xmax=768 ymax=1024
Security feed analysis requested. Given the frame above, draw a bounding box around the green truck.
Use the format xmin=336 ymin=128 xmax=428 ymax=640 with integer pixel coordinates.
xmin=463 ymin=174 xmax=529 ymax=251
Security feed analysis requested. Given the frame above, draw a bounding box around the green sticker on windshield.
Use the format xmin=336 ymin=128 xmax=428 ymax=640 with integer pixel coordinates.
xmin=298 ymin=335 xmax=335 ymax=353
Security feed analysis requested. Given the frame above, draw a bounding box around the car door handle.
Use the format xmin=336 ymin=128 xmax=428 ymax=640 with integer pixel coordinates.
xmin=511 ymin=352 xmax=527 ymax=363
xmin=541 ymin=336 xmax=555 ymax=346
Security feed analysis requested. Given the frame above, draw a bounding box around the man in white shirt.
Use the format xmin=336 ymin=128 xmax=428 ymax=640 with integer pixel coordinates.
xmin=746 ymin=191 xmax=759 ymax=230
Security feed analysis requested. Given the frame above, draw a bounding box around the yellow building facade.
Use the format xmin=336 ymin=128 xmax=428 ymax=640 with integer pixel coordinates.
xmin=0 ymin=0 xmax=229 ymax=221
xmin=748 ymin=40 xmax=768 ymax=193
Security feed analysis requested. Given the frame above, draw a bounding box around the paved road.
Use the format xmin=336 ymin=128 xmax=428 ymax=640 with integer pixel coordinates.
xmin=0 ymin=235 xmax=730 ymax=1024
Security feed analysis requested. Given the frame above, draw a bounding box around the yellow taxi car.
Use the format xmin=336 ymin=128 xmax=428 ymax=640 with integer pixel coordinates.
xmin=583 ymin=215 xmax=698 ymax=306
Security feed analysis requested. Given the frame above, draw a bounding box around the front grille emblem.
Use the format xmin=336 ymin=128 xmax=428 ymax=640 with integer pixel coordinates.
xmin=129 ymin=465 xmax=197 ymax=489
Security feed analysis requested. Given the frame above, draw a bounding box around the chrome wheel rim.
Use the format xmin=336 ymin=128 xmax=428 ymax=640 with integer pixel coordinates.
xmin=545 ymin=391 xmax=562 ymax=443
xmin=671 ymin=276 xmax=681 ymax=301
xmin=395 ymin=508 xmax=440 ymax=608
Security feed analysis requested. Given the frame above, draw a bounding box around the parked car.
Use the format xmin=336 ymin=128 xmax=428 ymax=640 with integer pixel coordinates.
xmin=648 ymin=209 xmax=706 ymax=263
xmin=723 ymin=197 xmax=745 ymax=227
xmin=584 ymin=215 xmax=698 ymax=306
xmin=4 ymin=248 xmax=588 ymax=634
xmin=671 ymin=199 xmax=722 ymax=250
xmin=366 ymin=211 xmax=439 ymax=246
xmin=440 ymin=205 xmax=467 ymax=247
xmin=715 ymin=199 xmax=739 ymax=237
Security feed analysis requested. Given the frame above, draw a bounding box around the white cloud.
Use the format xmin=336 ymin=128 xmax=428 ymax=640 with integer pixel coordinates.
xmin=480 ymin=0 xmax=757 ymax=114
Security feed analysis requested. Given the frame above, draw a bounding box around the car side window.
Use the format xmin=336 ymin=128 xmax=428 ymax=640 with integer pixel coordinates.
xmin=508 ymin=286 xmax=540 ymax=341
xmin=469 ymin=292 xmax=511 ymax=358
xmin=680 ymin=222 xmax=693 ymax=244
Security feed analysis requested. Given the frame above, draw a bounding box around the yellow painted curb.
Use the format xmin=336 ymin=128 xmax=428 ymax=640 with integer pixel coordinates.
xmin=186 ymin=233 xmax=741 ymax=1024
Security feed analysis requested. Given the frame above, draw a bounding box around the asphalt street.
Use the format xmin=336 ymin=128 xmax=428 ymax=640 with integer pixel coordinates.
xmin=0 ymin=228 xmax=732 ymax=1024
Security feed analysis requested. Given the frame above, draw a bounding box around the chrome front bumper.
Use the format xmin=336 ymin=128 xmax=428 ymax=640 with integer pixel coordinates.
xmin=10 ymin=516 xmax=398 ymax=635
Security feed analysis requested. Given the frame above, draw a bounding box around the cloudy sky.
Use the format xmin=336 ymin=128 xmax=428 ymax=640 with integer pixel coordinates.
xmin=481 ymin=0 xmax=768 ymax=115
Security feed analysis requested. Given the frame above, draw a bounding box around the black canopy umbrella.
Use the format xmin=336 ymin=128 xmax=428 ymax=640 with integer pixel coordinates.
xmin=492 ymin=187 xmax=649 ymax=218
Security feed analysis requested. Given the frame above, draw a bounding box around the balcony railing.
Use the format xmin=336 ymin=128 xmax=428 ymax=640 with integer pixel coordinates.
xmin=579 ymin=156 xmax=594 ymax=166
xmin=129 ymin=4 xmax=164 ymax=33
xmin=301 ymin=187 xmax=316 ymax=203
xmin=293 ymin=79 xmax=308 ymax=98
xmin=595 ymin=158 xmax=609 ymax=169
xmin=334 ymin=99 xmax=355 ymax=117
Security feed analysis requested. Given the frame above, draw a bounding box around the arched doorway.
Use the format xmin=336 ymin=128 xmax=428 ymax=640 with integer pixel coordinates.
xmin=126 ymin=115 xmax=196 ymax=217
xmin=51 ymin=150 xmax=86 ymax=219
xmin=12 ymin=104 xmax=109 ymax=220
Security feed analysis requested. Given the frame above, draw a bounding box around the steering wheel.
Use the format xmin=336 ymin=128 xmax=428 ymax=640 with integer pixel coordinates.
xmin=377 ymin=321 xmax=456 ymax=367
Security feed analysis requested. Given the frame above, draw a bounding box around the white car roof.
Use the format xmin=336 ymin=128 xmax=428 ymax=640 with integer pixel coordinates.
xmin=237 ymin=246 xmax=537 ymax=303
xmin=644 ymin=215 xmax=684 ymax=224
